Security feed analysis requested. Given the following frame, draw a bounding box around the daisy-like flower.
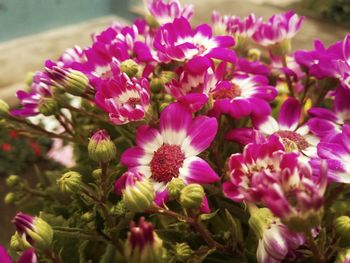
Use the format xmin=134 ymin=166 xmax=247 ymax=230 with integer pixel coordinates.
xmin=313 ymin=125 xmax=350 ymax=183
xmin=95 ymin=72 xmax=150 ymax=125
xmin=154 ymin=17 xmax=236 ymax=68
xmin=253 ymin=11 xmax=304 ymax=46
xmin=145 ymin=0 xmax=194 ymax=25
xmin=11 ymin=72 xmax=52 ymax=117
xmin=308 ymin=86 xmax=350 ymax=138
xmin=228 ymin=97 xmax=318 ymax=156
xmin=121 ymin=103 xmax=219 ymax=204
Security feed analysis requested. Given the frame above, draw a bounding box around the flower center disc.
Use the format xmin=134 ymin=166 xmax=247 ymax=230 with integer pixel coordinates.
xmin=212 ymin=83 xmax=241 ymax=100
xmin=275 ymin=130 xmax=309 ymax=151
xmin=150 ymin=144 xmax=185 ymax=183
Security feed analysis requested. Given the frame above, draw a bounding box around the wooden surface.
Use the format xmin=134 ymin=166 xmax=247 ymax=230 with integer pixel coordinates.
xmin=0 ymin=15 xmax=126 ymax=105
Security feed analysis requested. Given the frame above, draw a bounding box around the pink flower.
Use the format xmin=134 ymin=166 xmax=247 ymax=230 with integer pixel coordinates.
xmin=228 ymin=97 xmax=318 ymax=156
xmin=212 ymin=11 xmax=262 ymax=39
xmin=308 ymin=86 xmax=350 ymax=138
xmin=313 ymin=125 xmax=350 ymax=183
xmin=253 ymin=11 xmax=304 ymax=46
xmin=154 ymin=17 xmax=236 ymax=68
xmin=121 ymin=103 xmax=219 ymax=205
xmin=0 ymin=245 xmax=37 ymax=263
xmin=145 ymin=0 xmax=194 ymax=25
xmin=95 ymin=72 xmax=150 ymax=125
xmin=47 ymin=139 xmax=76 ymax=168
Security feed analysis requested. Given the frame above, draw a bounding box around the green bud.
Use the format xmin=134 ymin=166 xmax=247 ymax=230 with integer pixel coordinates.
xmin=160 ymin=71 xmax=177 ymax=84
xmin=174 ymin=243 xmax=192 ymax=262
xmin=150 ymin=77 xmax=164 ymax=93
xmin=65 ymin=70 xmax=90 ymax=96
xmin=336 ymin=216 xmax=350 ymax=242
xmin=25 ymin=72 xmax=35 ymax=86
xmin=269 ymin=38 xmax=291 ymax=56
xmin=123 ymin=177 xmax=155 ymax=213
xmin=167 ymin=178 xmax=185 ymax=199
xmin=120 ymin=59 xmax=139 ymax=78
xmin=248 ymin=208 xmax=275 ymax=239
xmin=57 ymin=171 xmax=82 ymax=193
xmin=159 ymin=102 xmax=170 ymax=112
xmin=247 ymin=48 xmax=261 ymax=62
xmin=88 ymin=130 xmax=117 ymax=163
xmin=145 ymin=14 xmax=160 ymax=28
xmin=81 ymin=211 xmax=94 ymax=222
xmin=179 ymin=184 xmax=204 ymax=209
xmin=4 ymin=192 xmax=16 ymax=204
xmin=0 ymin=99 xmax=9 ymax=117
xmin=91 ymin=168 xmax=102 ymax=179
xmin=6 ymin=174 xmax=21 ymax=187
xmin=10 ymin=232 xmax=31 ymax=251
xmin=38 ymin=97 xmax=58 ymax=116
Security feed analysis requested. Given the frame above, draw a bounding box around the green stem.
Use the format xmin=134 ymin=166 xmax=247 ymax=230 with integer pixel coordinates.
xmin=44 ymin=248 xmax=63 ymax=263
xmin=281 ymin=55 xmax=294 ymax=97
xmin=305 ymin=231 xmax=324 ymax=263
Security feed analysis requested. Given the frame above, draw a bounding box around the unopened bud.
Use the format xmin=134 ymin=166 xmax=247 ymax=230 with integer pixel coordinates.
xmin=179 ymin=184 xmax=204 ymax=209
xmin=38 ymin=97 xmax=58 ymax=116
xmin=120 ymin=59 xmax=139 ymax=78
xmin=64 ymin=70 xmax=90 ymax=96
xmin=57 ymin=171 xmax=82 ymax=193
xmin=174 ymin=243 xmax=192 ymax=262
xmin=167 ymin=178 xmax=185 ymax=199
xmin=248 ymin=208 xmax=275 ymax=239
xmin=110 ymin=201 xmax=127 ymax=216
xmin=81 ymin=211 xmax=94 ymax=222
xmin=6 ymin=174 xmax=21 ymax=187
xmin=92 ymin=168 xmax=102 ymax=179
xmin=335 ymin=216 xmax=350 ymax=242
xmin=88 ymin=130 xmax=117 ymax=163
xmin=12 ymin=212 xmax=53 ymax=250
xmin=4 ymin=192 xmax=16 ymax=204
xmin=150 ymin=77 xmax=164 ymax=93
xmin=269 ymin=38 xmax=291 ymax=56
xmin=145 ymin=14 xmax=160 ymax=28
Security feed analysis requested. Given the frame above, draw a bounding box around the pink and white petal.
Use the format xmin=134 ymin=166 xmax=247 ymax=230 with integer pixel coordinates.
xmin=121 ymin=147 xmax=152 ymax=167
xmin=254 ymin=116 xmax=280 ymax=135
xmin=160 ymin=103 xmax=192 ymax=145
xmin=129 ymin=165 xmax=152 ymax=178
xmin=278 ymin=97 xmax=301 ymax=130
xmin=228 ymin=98 xmax=252 ymax=118
xmin=213 ymin=35 xmax=235 ymax=47
xmin=18 ymin=248 xmax=37 ymax=263
xmin=136 ymin=125 xmax=163 ymax=153
xmin=206 ymin=47 xmax=237 ymax=64
xmin=179 ymin=156 xmax=219 ymax=184
xmin=250 ymin=98 xmax=272 ymax=118
xmin=200 ymin=195 xmax=211 ymax=214
xmin=222 ymin=181 xmax=244 ymax=202
xmin=194 ymin=24 xmax=212 ymax=39
xmin=343 ymin=34 xmax=350 ymax=65
xmin=307 ymin=118 xmax=339 ymax=138
xmin=185 ymin=56 xmax=212 ymax=74
xmin=181 ymin=116 xmax=218 ymax=157
xmin=308 ymin=107 xmax=337 ymax=122
xmin=335 ymin=86 xmax=350 ymax=116
xmin=178 ymin=93 xmax=208 ymax=112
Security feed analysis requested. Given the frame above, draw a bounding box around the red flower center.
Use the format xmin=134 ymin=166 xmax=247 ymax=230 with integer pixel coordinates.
xmin=212 ymin=83 xmax=241 ymax=100
xmin=150 ymin=144 xmax=185 ymax=183
xmin=275 ymin=130 xmax=309 ymax=151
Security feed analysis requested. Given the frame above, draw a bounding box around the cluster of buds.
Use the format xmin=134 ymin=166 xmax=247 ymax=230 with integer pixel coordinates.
xmin=125 ymin=217 xmax=165 ymax=263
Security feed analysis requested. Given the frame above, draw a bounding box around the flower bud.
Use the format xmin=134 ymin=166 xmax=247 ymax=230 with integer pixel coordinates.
xmin=335 ymin=216 xmax=350 ymax=242
xmin=120 ymin=172 xmax=155 ymax=213
xmin=57 ymin=171 xmax=82 ymax=193
xmin=12 ymin=212 xmax=53 ymax=250
xmin=179 ymin=184 xmax=204 ymax=209
xmin=167 ymin=178 xmax=185 ymax=199
xmin=38 ymin=97 xmax=58 ymax=116
xmin=125 ymin=217 xmax=165 ymax=263
xmin=269 ymin=39 xmax=291 ymax=56
xmin=25 ymin=72 xmax=35 ymax=86
xmin=120 ymin=59 xmax=139 ymax=78
xmin=150 ymin=77 xmax=164 ymax=93
xmin=6 ymin=175 xmax=21 ymax=187
xmin=174 ymin=243 xmax=192 ymax=262
xmin=145 ymin=14 xmax=160 ymax=28
xmin=4 ymin=192 xmax=16 ymax=204
xmin=10 ymin=231 xmax=31 ymax=251
xmin=88 ymin=130 xmax=117 ymax=163
xmin=92 ymin=168 xmax=102 ymax=179
xmin=0 ymin=99 xmax=9 ymax=117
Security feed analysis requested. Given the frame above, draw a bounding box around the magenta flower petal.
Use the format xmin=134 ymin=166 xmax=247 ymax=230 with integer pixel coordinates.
xmin=121 ymin=147 xmax=151 ymax=167
xmin=308 ymin=118 xmax=338 ymax=138
xmin=17 ymin=248 xmax=37 ymax=263
xmin=181 ymin=116 xmax=218 ymax=157
xmin=185 ymin=56 xmax=212 ymax=74
xmin=136 ymin=125 xmax=164 ymax=153
xmin=0 ymin=245 xmax=11 ymax=263
xmin=159 ymin=103 xmax=192 ymax=145
xmin=180 ymin=156 xmax=219 ymax=184
xmin=343 ymin=34 xmax=350 ymax=64
xmin=206 ymin=47 xmax=237 ymax=64
xmin=278 ymin=97 xmax=301 ymax=130
xmin=229 ymin=98 xmax=253 ymax=118
xmin=154 ymin=189 xmax=169 ymax=206
xmin=178 ymin=93 xmax=208 ymax=112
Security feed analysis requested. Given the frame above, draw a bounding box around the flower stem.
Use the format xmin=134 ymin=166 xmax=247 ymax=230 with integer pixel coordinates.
xmin=281 ymin=55 xmax=294 ymax=97
xmin=305 ymin=231 xmax=324 ymax=263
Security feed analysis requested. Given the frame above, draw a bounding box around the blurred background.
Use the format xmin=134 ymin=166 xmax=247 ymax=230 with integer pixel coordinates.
xmin=0 ymin=0 xmax=349 ymax=246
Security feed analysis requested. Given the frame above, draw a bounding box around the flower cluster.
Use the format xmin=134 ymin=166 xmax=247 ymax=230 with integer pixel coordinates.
xmin=2 ymin=0 xmax=350 ymax=262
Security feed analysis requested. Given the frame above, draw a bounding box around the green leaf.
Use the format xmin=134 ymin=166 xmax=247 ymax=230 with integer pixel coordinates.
xmin=199 ymin=209 xmax=219 ymax=221
xmin=99 ymin=244 xmax=117 ymax=263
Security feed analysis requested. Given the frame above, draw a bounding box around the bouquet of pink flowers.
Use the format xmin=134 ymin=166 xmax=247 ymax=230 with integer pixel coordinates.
xmin=1 ymin=0 xmax=350 ymax=262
